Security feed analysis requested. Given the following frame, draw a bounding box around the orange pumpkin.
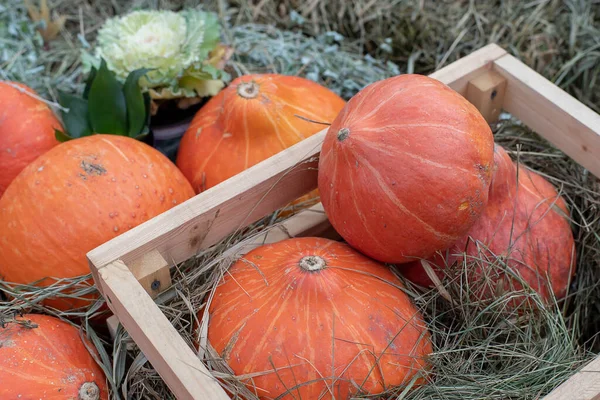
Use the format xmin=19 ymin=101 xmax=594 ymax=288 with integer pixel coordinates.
xmin=206 ymin=237 xmax=432 ymax=399
xmin=400 ymin=144 xmax=576 ymax=302
xmin=0 ymin=135 xmax=194 ymax=310
xmin=0 ymin=313 xmax=108 ymax=399
xmin=0 ymin=81 xmax=61 ymax=197
xmin=176 ymin=74 xmax=346 ymax=213
xmin=318 ymin=74 xmax=495 ymax=264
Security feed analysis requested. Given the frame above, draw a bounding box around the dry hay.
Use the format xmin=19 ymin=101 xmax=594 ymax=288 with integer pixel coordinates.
xmin=1 ymin=0 xmax=600 ymax=399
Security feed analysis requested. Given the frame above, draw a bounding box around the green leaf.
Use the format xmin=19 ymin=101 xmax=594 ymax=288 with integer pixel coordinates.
xmin=83 ymin=66 xmax=97 ymax=99
xmin=123 ymin=68 xmax=150 ymax=137
xmin=57 ymin=90 xmax=91 ymax=139
xmin=54 ymin=128 xmax=73 ymax=143
xmin=88 ymin=59 xmax=128 ymax=135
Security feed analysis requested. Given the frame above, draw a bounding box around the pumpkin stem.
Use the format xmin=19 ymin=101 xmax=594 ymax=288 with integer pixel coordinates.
xmin=337 ymin=128 xmax=350 ymax=141
xmin=79 ymin=382 xmax=100 ymax=400
xmin=299 ymin=256 xmax=326 ymax=272
xmin=237 ymin=81 xmax=260 ymax=99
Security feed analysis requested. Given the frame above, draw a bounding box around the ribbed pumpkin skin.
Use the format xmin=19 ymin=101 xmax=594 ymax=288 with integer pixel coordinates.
xmin=400 ymin=144 xmax=576 ymax=301
xmin=176 ymin=74 xmax=346 ymax=193
xmin=318 ymin=74 xmax=495 ymax=264
xmin=0 ymin=314 xmax=108 ymax=399
xmin=0 ymin=135 xmax=195 ymax=310
xmin=0 ymin=82 xmax=61 ymax=197
xmin=206 ymin=237 xmax=432 ymax=399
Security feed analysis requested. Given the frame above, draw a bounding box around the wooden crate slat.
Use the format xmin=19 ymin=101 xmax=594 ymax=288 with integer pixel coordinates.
xmin=542 ymin=355 xmax=600 ymax=400
xmin=97 ymin=260 xmax=229 ymax=400
xmin=494 ymin=54 xmax=600 ymax=178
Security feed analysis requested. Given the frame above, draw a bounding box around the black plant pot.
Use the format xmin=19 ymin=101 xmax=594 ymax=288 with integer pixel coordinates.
xmin=151 ymin=117 xmax=194 ymax=162
xmin=149 ymin=99 xmax=207 ymax=162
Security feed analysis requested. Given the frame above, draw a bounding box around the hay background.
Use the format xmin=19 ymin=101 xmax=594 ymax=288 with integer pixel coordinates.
xmin=1 ymin=0 xmax=600 ymax=399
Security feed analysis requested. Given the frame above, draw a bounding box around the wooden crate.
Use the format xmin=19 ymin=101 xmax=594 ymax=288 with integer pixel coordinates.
xmin=87 ymin=43 xmax=600 ymax=400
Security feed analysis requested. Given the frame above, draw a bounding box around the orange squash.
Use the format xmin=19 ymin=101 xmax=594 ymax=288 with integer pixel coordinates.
xmin=0 ymin=81 xmax=61 ymax=197
xmin=206 ymin=237 xmax=432 ymax=399
xmin=400 ymin=144 xmax=576 ymax=302
xmin=176 ymin=74 xmax=346 ymax=213
xmin=0 ymin=135 xmax=195 ymax=310
xmin=318 ymin=74 xmax=495 ymax=264
xmin=0 ymin=313 xmax=108 ymax=399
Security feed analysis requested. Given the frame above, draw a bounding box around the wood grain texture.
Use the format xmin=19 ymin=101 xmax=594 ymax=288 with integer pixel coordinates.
xmin=466 ymin=70 xmax=507 ymax=123
xmin=542 ymin=355 xmax=600 ymax=400
xmin=98 ymin=260 xmax=228 ymax=400
xmin=494 ymin=53 xmax=600 ymax=178
xmin=129 ymin=250 xmax=171 ymax=297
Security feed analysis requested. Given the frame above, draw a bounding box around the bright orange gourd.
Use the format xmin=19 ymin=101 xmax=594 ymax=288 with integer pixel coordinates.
xmin=176 ymin=74 xmax=346 ymax=211
xmin=0 ymin=314 xmax=108 ymax=399
xmin=0 ymin=81 xmax=61 ymax=197
xmin=0 ymin=135 xmax=194 ymax=310
xmin=318 ymin=74 xmax=495 ymax=264
xmin=401 ymin=144 xmax=576 ymax=302
xmin=206 ymin=237 xmax=432 ymax=399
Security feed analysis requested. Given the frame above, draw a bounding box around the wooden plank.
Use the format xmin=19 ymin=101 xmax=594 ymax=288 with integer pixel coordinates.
xmin=88 ymin=129 xmax=325 ymax=278
xmin=466 ymin=70 xmax=507 ymax=123
xmin=129 ymin=250 xmax=171 ymax=297
xmin=430 ymin=43 xmax=507 ymax=95
xmin=98 ymin=260 xmax=229 ymax=400
xmin=542 ymin=355 xmax=600 ymax=400
xmin=493 ymin=53 xmax=600 ymax=178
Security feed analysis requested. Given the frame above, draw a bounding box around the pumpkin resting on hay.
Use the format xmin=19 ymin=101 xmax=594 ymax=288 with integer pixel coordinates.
xmin=401 ymin=144 xmax=576 ymax=303
xmin=0 ymin=313 xmax=108 ymax=399
xmin=205 ymin=237 xmax=432 ymax=399
xmin=176 ymin=73 xmax=346 ymax=215
xmin=0 ymin=135 xmax=194 ymax=311
xmin=318 ymin=74 xmax=495 ymax=264
xmin=0 ymin=81 xmax=61 ymax=198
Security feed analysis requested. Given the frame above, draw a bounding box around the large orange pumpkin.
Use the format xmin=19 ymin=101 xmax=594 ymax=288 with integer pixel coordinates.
xmin=0 ymin=313 xmax=108 ymax=399
xmin=176 ymin=74 xmax=346 ymax=213
xmin=0 ymin=135 xmax=194 ymax=310
xmin=400 ymin=144 xmax=576 ymax=302
xmin=0 ymin=81 xmax=61 ymax=197
xmin=318 ymin=74 xmax=495 ymax=264
xmin=206 ymin=237 xmax=432 ymax=399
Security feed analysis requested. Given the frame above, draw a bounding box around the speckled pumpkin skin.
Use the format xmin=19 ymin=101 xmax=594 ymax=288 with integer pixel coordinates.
xmin=206 ymin=237 xmax=433 ymax=399
xmin=0 ymin=82 xmax=61 ymax=197
xmin=0 ymin=314 xmax=108 ymax=399
xmin=0 ymin=135 xmax=195 ymax=310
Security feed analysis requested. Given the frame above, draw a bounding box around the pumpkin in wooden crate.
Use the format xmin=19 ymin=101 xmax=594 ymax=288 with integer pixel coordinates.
xmin=400 ymin=144 xmax=576 ymax=302
xmin=205 ymin=237 xmax=432 ymax=399
xmin=318 ymin=74 xmax=495 ymax=264
xmin=0 ymin=313 xmax=108 ymax=399
xmin=0 ymin=135 xmax=195 ymax=310
xmin=176 ymin=74 xmax=346 ymax=214
xmin=0 ymin=81 xmax=61 ymax=197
